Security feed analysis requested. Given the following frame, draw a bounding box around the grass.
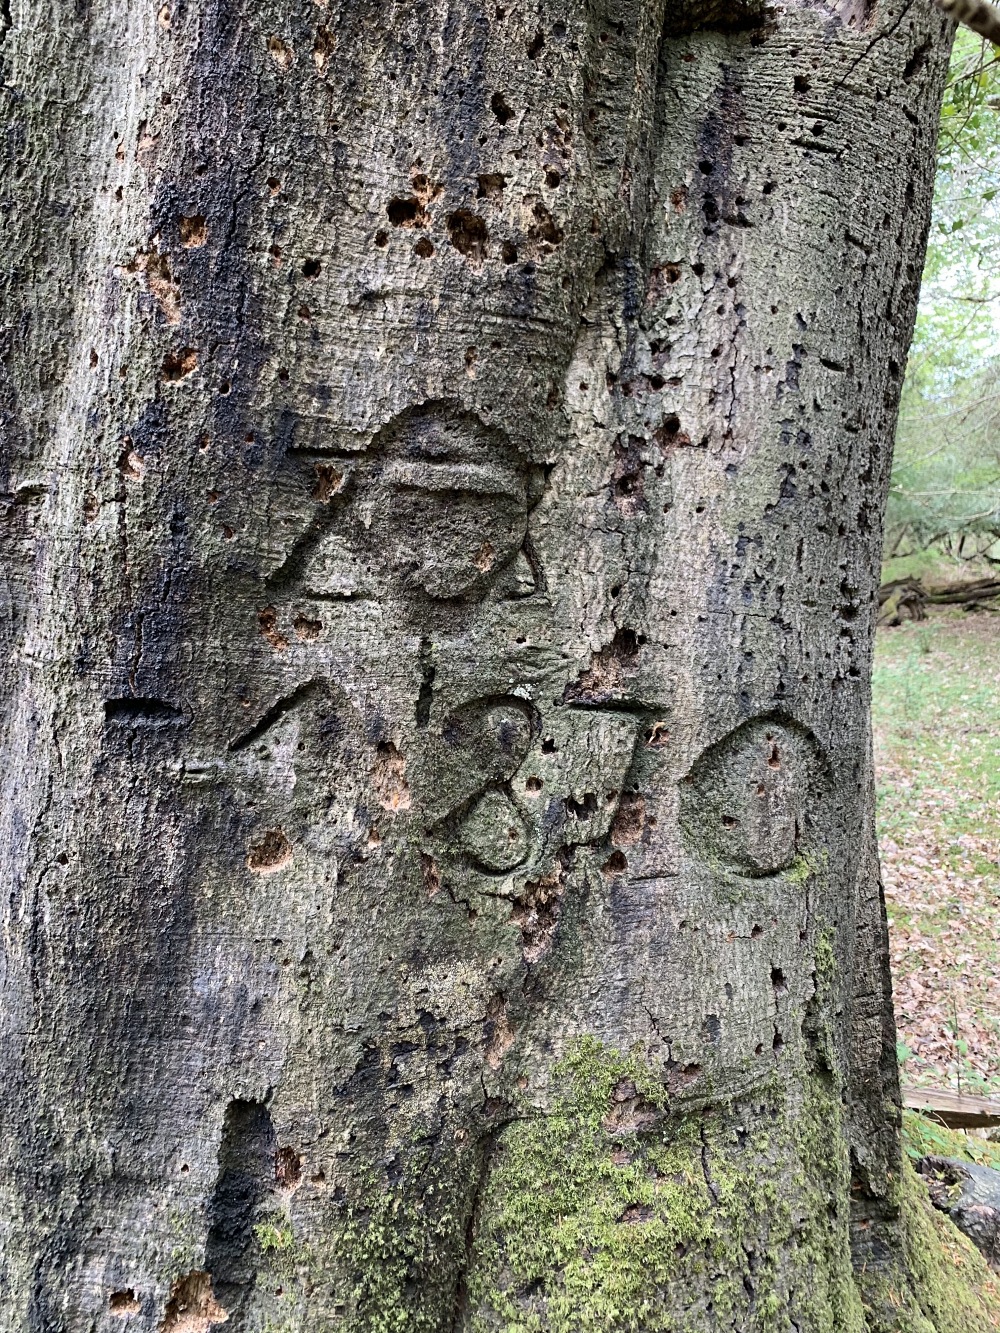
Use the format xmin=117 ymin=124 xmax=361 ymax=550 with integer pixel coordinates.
xmin=873 ymin=604 xmax=1000 ymax=1094
xmin=902 ymin=1109 xmax=1000 ymax=1173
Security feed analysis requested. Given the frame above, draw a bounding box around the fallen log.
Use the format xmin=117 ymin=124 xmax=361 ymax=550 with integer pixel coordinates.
xmin=878 ymin=575 xmax=1000 ymax=623
xmin=926 ymin=579 xmax=1000 ymax=605
xmin=903 ymin=1085 xmax=1000 ymax=1129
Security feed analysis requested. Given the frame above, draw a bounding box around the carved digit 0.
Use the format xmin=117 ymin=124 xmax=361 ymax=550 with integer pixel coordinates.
xmin=679 ymin=716 xmax=826 ymax=877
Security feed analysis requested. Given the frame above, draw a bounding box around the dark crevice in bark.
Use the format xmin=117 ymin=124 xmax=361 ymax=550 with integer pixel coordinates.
xmin=205 ymin=1099 xmax=276 ymax=1321
xmin=450 ymin=1132 xmax=497 ymax=1333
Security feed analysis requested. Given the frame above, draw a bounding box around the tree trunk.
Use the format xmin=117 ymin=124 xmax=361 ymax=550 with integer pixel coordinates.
xmin=0 ymin=0 xmax=953 ymax=1329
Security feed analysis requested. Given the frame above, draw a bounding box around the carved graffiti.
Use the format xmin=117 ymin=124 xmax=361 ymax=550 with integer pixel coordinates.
xmin=270 ymin=402 xmax=545 ymax=606
xmin=418 ymin=695 xmax=641 ymax=880
xmin=679 ymin=716 xmax=826 ymax=877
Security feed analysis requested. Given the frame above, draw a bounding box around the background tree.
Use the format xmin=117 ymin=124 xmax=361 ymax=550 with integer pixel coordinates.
xmin=888 ymin=30 xmax=1000 ymax=564
xmin=0 ymin=0 xmax=965 ymax=1329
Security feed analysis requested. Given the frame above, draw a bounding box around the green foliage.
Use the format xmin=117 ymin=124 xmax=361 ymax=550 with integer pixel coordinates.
xmin=888 ymin=33 xmax=1000 ymax=559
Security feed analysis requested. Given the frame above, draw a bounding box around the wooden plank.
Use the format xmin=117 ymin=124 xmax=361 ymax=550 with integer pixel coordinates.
xmin=903 ymin=1085 xmax=1000 ymax=1129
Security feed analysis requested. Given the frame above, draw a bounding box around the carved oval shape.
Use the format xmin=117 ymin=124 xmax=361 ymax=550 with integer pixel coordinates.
xmin=679 ymin=717 xmax=825 ymax=877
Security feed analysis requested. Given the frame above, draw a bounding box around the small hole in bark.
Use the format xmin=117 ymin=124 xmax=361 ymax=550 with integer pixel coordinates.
xmin=314 ymin=25 xmax=335 ymax=71
xmin=477 ymin=172 xmax=506 ymax=198
xmin=374 ymin=229 xmax=389 ymax=247
xmin=691 ymin=262 xmax=704 ymax=276
xmin=602 ymin=850 xmax=628 ymax=876
xmin=525 ymin=776 xmax=542 ymax=793
xmin=794 ymin=74 xmax=810 ymax=93
xmin=421 ymin=853 xmax=442 ymax=898
xmin=294 ymin=614 xmax=322 ymax=641
xmin=771 ymin=967 xmax=787 ymax=994
xmin=267 ymin=35 xmax=294 ymax=69
xmin=751 ymin=923 xmax=763 ymax=938
xmin=313 ymin=462 xmax=343 ymax=502
xmin=491 ymin=92 xmax=514 ymax=124
xmin=527 ymin=29 xmax=544 ymax=57
xmin=160 ymin=1272 xmax=227 ymax=1333
xmin=109 ymin=1290 xmax=141 ymax=1316
xmin=277 ymin=367 xmax=289 ymax=383
xmin=447 ymin=209 xmax=488 ymax=261
xmin=275 ymin=1146 xmax=302 ymax=1190
xmin=302 ymin=257 xmax=321 ymax=277
xmin=501 ymin=240 xmax=518 ymax=263
xmin=541 ymin=737 xmax=557 ymax=754
xmin=413 ymin=236 xmax=434 ymax=258
xmin=179 ymin=214 xmax=207 ymax=247
xmin=247 ymin=827 xmax=293 ymax=874
xmin=267 ymin=176 xmax=281 ymax=194
xmin=545 ymin=169 xmax=561 ymax=188
xmin=387 ymin=197 xmax=420 ymax=226
xmin=161 ymin=348 xmax=198 ymax=381
xmin=755 ymin=1042 xmax=764 ymax=1055
xmin=773 ymin=1030 xmax=784 ymax=1054
xmin=258 ymin=605 xmax=288 ymax=651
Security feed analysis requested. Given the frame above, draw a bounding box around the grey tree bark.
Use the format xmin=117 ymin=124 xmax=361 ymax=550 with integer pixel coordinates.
xmin=0 ymin=0 xmax=955 ymax=1329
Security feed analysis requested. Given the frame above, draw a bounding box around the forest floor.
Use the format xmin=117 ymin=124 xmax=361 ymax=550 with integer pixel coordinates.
xmin=874 ymin=600 xmax=1000 ymax=1095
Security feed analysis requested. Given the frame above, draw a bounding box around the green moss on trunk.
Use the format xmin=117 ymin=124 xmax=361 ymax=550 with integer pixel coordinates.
xmin=463 ymin=1039 xmax=864 ymax=1332
xmin=858 ymin=1156 xmax=1000 ymax=1333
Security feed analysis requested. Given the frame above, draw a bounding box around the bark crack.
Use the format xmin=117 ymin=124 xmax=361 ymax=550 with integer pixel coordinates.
xmin=834 ymin=0 xmax=917 ymax=92
xmin=699 ymin=1123 xmax=721 ymax=1206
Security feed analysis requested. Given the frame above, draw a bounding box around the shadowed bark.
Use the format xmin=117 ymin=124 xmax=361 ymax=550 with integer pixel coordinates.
xmin=0 ymin=0 xmax=954 ymax=1328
